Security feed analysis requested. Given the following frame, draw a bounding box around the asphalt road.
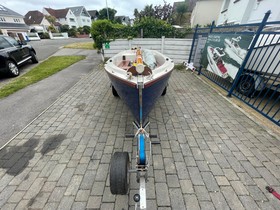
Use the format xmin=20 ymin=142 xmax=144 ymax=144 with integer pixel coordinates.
xmin=0 ymin=37 xmax=93 ymax=85
xmin=0 ymin=38 xmax=101 ymax=148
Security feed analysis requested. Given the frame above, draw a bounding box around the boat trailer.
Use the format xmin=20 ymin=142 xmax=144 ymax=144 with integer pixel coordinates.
xmin=109 ymin=78 xmax=159 ymax=210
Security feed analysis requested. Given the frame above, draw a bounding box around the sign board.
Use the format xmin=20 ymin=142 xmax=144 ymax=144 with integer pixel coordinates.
xmin=201 ymin=34 xmax=254 ymax=79
xmin=105 ymin=42 xmax=110 ymax=49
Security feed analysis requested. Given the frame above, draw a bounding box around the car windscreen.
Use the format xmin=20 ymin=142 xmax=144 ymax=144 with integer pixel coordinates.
xmin=4 ymin=36 xmax=19 ymax=47
xmin=0 ymin=37 xmax=12 ymax=49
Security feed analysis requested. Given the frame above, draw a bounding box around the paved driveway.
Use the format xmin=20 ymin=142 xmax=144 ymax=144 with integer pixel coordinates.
xmin=0 ymin=48 xmax=100 ymax=148
xmin=0 ymin=60 xmax=279 ymax=209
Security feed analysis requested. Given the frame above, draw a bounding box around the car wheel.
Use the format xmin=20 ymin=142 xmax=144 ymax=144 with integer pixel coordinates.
xmin=7 ymin=60 xmax=19 ymax=77
xmin=30 ymin=51 xmax=38 ymax=63
xmin=237 ymin=75 xmax=255 ymax=96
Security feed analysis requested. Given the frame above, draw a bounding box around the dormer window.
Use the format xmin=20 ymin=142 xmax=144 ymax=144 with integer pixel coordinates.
xmin=0 ymin=6 xmax=7 ymax=11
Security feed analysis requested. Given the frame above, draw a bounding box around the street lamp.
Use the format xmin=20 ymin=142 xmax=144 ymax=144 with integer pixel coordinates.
xmin=106 ymin=0 xmax=109 ymax=20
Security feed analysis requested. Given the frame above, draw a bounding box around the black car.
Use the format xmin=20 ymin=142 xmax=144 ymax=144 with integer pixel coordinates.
xmin=0 ymin=35 xmax=38 ymax=77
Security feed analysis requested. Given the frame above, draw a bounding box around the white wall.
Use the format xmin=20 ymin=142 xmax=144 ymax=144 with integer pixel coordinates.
xmin=248 ymin=0 xmax=280 ymax=23
xmin=76 ymin=16 xmax=91 ymax=27
xmin=1 ymin=16 xmax=25 ymax=24
xmin=191 ymin=0 xmax=223 ymax=27
xmin=217 ymin=0 xmax=280 ymax=25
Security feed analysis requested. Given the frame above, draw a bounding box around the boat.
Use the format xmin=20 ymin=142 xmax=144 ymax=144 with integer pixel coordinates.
xmin=207 ymin=46 xmax=229 ymax=78
xmin=104 ymin=47 xmax=174 ymax=125
xmin=224 ymin=36 xmax=247 ymax=65
xmin=105 ymin=47 xmax=174 ymax=210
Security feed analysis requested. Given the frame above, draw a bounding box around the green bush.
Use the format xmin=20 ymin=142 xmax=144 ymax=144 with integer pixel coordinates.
xmin=91 ymin=17 xmax=192 ymax=50
xmin=68 ymin=28 xmax=78 ymax=37
xmin=38 ymin=32 xmax=50 ymax=39
xmin=134 ymin=17 xmax=174 ymax=38
xmin=91 ymin=20 xmax=114 ymax=50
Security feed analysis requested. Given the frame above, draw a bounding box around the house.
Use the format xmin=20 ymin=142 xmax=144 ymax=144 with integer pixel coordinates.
xmin=217 ymin=0 xmax=280 ymax=25
xmin=115 ymin=16 xmax=130 ymax=25
xmin=190 ymin=0 xmax=223 ymax=27
xmin=88 ymin=10 xmax=99 ymax=21
xmin=67 ymin=6 xmax=91 ymax=27
xmin=43 ymin=7 xmax=79 ymax=29
xmin=24 ymin=10 xmax=50 ymax=32
xmin=0 ymin=4 xmax=29 ymax=38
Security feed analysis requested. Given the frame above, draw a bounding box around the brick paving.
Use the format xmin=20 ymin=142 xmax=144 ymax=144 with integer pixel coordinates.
xmin=0 ymin=53 xmax=280 ymax=209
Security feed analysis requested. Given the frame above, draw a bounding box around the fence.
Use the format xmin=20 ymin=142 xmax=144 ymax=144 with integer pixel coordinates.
xmin=103 ymin=37 xmax=192 ymax=64
xmin=188 ymin=11 xmax=280 ymax=126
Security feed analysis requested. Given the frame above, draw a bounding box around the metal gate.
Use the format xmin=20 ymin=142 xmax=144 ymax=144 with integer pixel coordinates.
xmin=188 ymin=11 xmax=280 ymax=126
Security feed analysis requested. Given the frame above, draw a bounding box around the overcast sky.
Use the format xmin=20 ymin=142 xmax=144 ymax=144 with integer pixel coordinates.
xmin=1 ymin=0 xmax=180 ymax=18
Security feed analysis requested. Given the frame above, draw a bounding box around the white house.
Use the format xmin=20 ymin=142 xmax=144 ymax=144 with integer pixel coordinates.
xmin=0 ymin=4 xmax=29 ymax=37
xmin=217 ymin=0 xmax=280 ymax=25
xmin=43 ymin=7 xmax=79 ymax=28
xmin=24 ymin=10 xmax=51 ymax=32
xmin=191 ymin=0 xmax=223 ymax=27
xmin=68 ymin=6 xmax=91 ymax=27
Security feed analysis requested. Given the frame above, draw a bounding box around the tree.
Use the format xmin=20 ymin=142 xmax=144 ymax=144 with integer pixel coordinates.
xmin=48 ymin=25 xmax=58 ymax=33
xmin=134 ymin=5 xmax=154 ymax=21
xmin=91 ymin=19 xmax=114 ymax=50
xmin=45 ymin=15 xmax=58 ymax=32
xmin=134 ymin=3 xmax=173 ymax=23
xmin=98 ymin=8 xmax=117 ymax=21
xmin=154 ymin=3 xmax=173 ymax=22
xmin=173 ymin=3 xmax=188 ymax=26
xmin=45 ymin=15 xmax=56 ymax=26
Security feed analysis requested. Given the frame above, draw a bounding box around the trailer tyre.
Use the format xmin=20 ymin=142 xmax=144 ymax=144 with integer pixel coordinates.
xmin=110 ymin=152 xmax=130 ymax=195
xmin=161 ymin=87 xmax=167 ymax=96
xmin=237 ymin=75 xmax=255 ymax=96
xmin=112 ymin=85 xmax=119 ymax=97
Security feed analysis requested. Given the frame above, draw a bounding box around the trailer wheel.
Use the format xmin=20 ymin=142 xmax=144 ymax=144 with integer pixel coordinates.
xmin=161 ymin=87 xmax=167 ymax=96
xmin=112 ymin=85 xmax=119 ymax=97
xmin=110 ymin=152 xmax=130 ymax=195
xmin=237 ymin=75 xmax=255 ymax=96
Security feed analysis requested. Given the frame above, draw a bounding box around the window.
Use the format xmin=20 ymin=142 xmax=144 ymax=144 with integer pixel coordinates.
xmin=70 ymin=18 xmax=75 ymax=22
xmin=0 ymin=37 xmax=13 ymax=49
xmin=0 ymin=17 xmax=6 ymax=22
xmin=4 ymin=36 xmax=19 ymax=46
xmin=221 ymin=0 xmax=230 ymax=13
xmin=82 ymin=19 xmax=85 ymax=22
xmin=0 ymin=6 xmax=7 ymax=11
xmin=13 ymin=18 xmax=21 ymax=23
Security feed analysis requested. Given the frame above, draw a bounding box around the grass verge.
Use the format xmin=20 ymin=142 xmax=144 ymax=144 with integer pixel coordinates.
xmin=0 ymin=55 xmax=85 ymax=99
xmin=64 ymin=42 xmax=94 ymax=49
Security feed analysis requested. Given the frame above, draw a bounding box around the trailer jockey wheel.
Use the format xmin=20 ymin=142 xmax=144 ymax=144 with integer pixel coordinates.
xmin=110 ymin=152 xmax=130 ymax=194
